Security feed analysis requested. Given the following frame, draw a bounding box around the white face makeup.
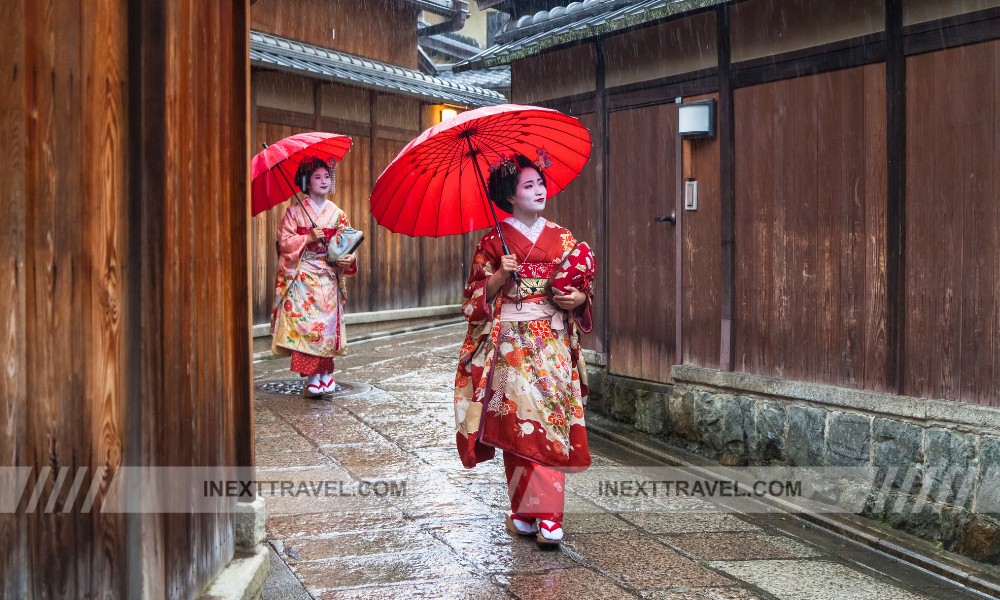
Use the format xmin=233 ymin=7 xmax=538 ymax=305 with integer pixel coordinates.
xmin=509 ymin=167 xmax=547 ymax=216
xmin=309 ymin=168 xmax=333 ymax=196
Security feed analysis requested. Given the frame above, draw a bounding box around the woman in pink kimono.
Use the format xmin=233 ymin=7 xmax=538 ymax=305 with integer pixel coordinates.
xmin=454 ymin=153 xmax=596 ymax=547
xmin=270 ymin=156 xmax=358 ymax=397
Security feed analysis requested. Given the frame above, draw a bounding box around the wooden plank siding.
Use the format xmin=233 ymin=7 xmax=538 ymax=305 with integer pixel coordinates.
xmin=250 ymin=0 xmax=419 ymax=68
xmin=1 ymin=0 xmax=249 ymax=597
xmin=904 ymin=39 xmax=1000 ymax=406
xmin=607 ymin=105 xmax=679 ymax=382
xmin=0 ymin=0 xmax=27 ymax=595
xmin=732 ymin=64 xmax=888 ymax=391
xmin=131 ymin=1 xmax=250 ymax=597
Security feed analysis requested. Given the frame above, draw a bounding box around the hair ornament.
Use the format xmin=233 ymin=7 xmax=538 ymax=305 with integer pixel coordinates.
xmin=488 ymin=153 xmax=517 ymax=176
xmin=534 ymin=148 xmax=553 ymax=171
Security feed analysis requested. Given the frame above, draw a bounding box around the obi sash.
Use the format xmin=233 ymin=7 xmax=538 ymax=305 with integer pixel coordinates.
xmin=499 ymin=298 xmax=566 ymax=331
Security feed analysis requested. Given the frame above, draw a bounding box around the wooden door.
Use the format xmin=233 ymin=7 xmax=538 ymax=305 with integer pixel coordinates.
xmin=607 ymin=104 xmax=679 ymax=382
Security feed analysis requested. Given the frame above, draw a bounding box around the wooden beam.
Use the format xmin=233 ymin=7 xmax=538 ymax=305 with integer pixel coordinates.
xmin=369 ymin=91 xmax=379 ymax=299
xmin=731 ymin=33 xmax=885 ymax=89
xmin=607 ymin=68 xmax=718 ymax=111
xmin=716 ymin=4 xmax=736 ymax=372
xmin=904 ymin=7 xmax=1000 ymax=56
xmin=885 ymin=0 xmax=906 ymax=393
xmin=595 ymin=40 xmax=609 ymax=356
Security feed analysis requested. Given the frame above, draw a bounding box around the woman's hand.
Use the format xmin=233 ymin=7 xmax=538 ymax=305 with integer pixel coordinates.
xmin=309 ymin=227 xmax=325 ymax=242
xmin=496 ymin=254 xmax=518 ymax=281
xmin=552 ymin=285 xmax=586 ymax=310
xmin=336 ymin=253 xmax=356 ymax=269
xmin=486 ymin=254 xmax=518 ymax=300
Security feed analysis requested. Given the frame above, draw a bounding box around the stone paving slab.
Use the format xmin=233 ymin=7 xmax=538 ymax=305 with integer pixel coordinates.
xmin=561 ymin=532 xmax=734 ymax=592
xmin=659 ymin=532 xmax=823 ymax=561
xmin=430 ymin=518 xmax=582 ymax=575
xmin=503 ymin=567 xmax=634 ymax=599
xmin=708 ymin=559 xmax=931 ymax=599
xmin=315 ymin=578 xmax=510 ymax=599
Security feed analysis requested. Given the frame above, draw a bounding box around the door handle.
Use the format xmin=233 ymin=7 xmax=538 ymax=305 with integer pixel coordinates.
xmin=655 ymin=212 xmax=676 ymax=225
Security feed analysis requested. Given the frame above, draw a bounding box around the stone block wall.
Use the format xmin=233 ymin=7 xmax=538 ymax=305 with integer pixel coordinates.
xmin=586 ymin=364 xmax=1000 ymax=564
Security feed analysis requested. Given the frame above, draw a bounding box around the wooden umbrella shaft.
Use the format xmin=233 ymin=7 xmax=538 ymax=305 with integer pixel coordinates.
xmin=465 ymin=136 xmax=519 ymax=285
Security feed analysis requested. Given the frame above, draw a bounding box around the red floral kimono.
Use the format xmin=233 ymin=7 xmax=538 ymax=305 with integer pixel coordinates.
xmin=454 ymin=219 xmax=594 ymax=475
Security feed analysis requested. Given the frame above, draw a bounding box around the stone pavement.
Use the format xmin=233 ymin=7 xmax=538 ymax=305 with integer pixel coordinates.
xmin=253 ymin=324 xmax=989 ymax=599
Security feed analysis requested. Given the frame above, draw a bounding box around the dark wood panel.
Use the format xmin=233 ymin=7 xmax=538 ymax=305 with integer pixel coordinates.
xmin=681 ymin=95 xmax=722 ymax=369
xmin=607 ymin=105 xmax=677 ymax=382
xmin=251 ymin=0 xmax=418 ymax=68
xmin=0 ymin=0 xmax=26 ymax=597
xmin=862 ymin=63 xmax=889 ymax=392
xmin=127 ymin=1 xmax=248 ymax=596
xmin=373 ymin=137 xmax=423 ymax=311
xmin=733 ymin=64 xmax=887 ymax=390
xmin=904 ymin=40 xmax=1000 ymax=406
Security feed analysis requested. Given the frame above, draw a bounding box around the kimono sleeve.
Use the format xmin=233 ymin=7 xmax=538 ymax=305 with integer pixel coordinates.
xmin=275 ymin=205 xmax=308 ymax=276
xmin=461 ymin=241 xmax=498 ymax=325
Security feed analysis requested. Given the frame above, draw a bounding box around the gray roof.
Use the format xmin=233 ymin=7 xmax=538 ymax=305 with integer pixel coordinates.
xmin=454 ymin=0 xmax=728 ymax=71
xmin=437 ymin=66 xmax=511 ymax=92
xmin=250 ymin=30 xmax=505 ymax=107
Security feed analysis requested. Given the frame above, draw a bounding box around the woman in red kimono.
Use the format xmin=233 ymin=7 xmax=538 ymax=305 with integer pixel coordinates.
xmin=271 ymin=157 xmax=358 ymax=398
xmin=454 ymin=153 xmax=596 ymax=547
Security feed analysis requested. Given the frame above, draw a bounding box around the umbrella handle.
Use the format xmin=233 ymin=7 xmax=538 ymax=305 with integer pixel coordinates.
xmin=264 ymin=143 xmax=328 ymax=245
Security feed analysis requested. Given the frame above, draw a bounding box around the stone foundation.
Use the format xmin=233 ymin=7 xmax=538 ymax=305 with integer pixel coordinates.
xmin=587 ymin=364 xmax=1000 ymax=564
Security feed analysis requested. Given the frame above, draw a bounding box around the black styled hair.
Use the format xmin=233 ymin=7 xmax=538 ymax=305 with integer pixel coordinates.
xmin=486 ymin=153 xmax=546 ymax=214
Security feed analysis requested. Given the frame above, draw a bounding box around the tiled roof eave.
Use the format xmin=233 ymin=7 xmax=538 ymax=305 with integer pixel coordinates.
xmin=251 ymin=30 xmax=504 ymax=107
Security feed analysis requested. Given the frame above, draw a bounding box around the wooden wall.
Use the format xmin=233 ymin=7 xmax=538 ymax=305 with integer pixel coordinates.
xmin=131 ymin=1 xmax=252 ymax=597
xmin=0 ymin=0 xmax=251 ymax=597
xmin=251 ymin=0 xmax=418 ymax=68
xmin=904 ymin=39 xmax=1000 ymax=406
xmin=1 ymin=0 xmax=129 ymax=596
xmin=512 ymin=44 xmax=598 ymax=104
xmin=508 ymin=1 xmax=1000 ymax=409
xmin=733 ymin=64 xmax=888 ymax=390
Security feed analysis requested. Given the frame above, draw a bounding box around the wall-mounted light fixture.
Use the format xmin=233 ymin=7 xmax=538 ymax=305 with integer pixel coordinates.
xmin=678 ymin=99 xmax=716 ymax=139
xmin=439 ymin=107 xmax=459 ymax=123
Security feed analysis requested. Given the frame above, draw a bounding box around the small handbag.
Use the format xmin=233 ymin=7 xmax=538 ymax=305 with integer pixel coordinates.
xmin=326 ymin=227 xmax=365 ymax=263
xmin=548 ymin=241 xmax=596 ymax=296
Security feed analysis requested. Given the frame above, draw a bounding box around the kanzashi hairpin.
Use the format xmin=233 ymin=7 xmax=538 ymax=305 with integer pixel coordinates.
xmin=488 ymin=154 xmax=517 ymax=176
xmin=534 ymin=148 xmax=553 ymax=170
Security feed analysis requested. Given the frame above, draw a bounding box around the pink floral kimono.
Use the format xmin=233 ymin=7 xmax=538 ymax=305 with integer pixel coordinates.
xmin=270 ymin=200 xmax=358 ymax=375
xmin=454 ymin=218 xmax=595 ymax=519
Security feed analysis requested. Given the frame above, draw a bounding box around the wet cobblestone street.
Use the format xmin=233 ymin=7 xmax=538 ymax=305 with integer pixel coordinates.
xmin=253 ymin=324 xmax=986 ymax=599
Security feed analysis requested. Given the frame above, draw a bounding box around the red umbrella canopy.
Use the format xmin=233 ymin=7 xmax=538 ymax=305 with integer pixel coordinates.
xmin=251 ymin=132 xmax=352 ymax=217
xmin=370 ymin=104 xmax=592 ymax=237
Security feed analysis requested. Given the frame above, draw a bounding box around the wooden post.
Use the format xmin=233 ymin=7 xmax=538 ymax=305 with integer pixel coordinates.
xmin=716 ymin=5 xmax=736 ymax=371
xmin=595 ymin=40 xmax=609 ymax=356
xmin=369 ymin=90 xmax=379 ymax=309
xmin=885 ymin=0 xmax=906 ymax=393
